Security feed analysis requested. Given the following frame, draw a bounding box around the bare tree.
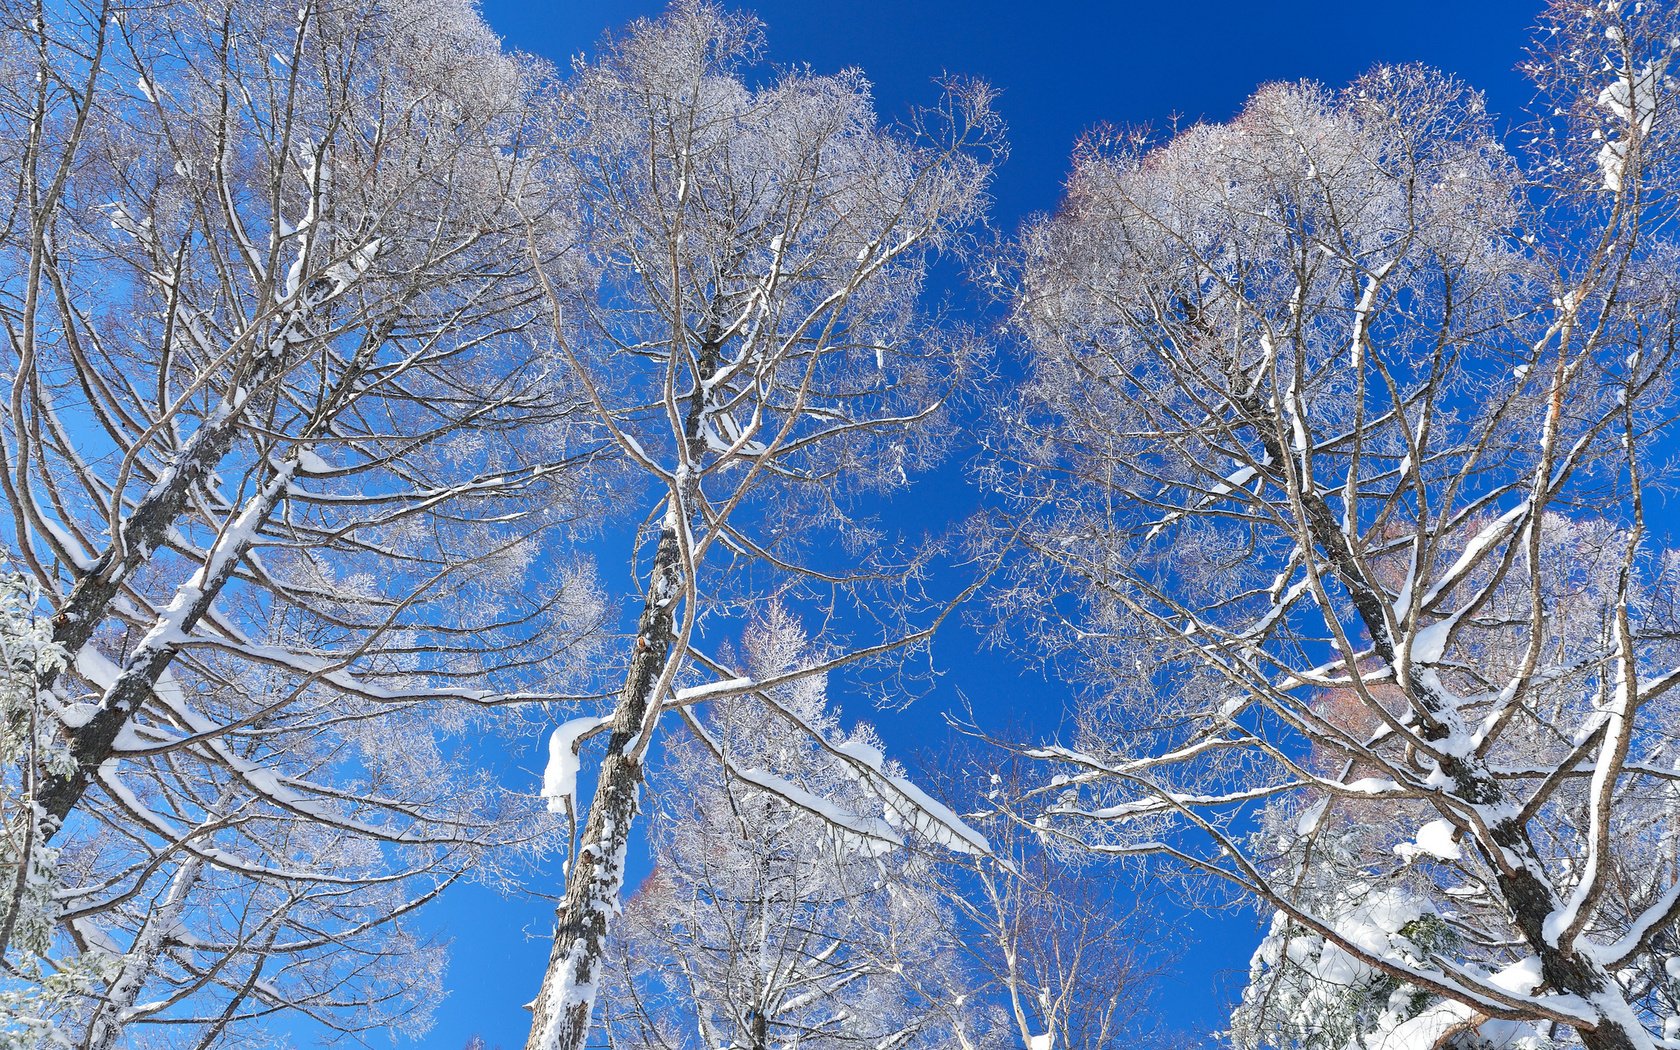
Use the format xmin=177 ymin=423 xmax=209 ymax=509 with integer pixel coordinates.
xmin=0 ymin=0 xmax=599 ymax=1042
xmin=598 ymin=611 xmax=979 ymax=1050
xmin=932 ymin=746 xmax=1175 ymax=1050
xmin=519 ymin=5 xmax=1002 ymax=1048
xmin=996 ymin=4 xmax=1680 ymax=1050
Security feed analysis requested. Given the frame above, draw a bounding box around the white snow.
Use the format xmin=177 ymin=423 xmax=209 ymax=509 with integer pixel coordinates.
xmin=542 ymin=716 xmax=611 ymax=815
xmin=1487 ymin=955 xmax=1543 ymax=996
xmin=671 ymin=677 xmax=753 ymax=704
xmin=1409 ymin=617 xmax=1454 ymax=664
xmin=1597 ymin=63 xmax=1661 ymax=193
xmin=1295 ymin=797 xmax=1329 ymax=836
xmin=37 ymin=515 xmax=97 ymax=571
xmin=1394 ymin=818 xmax=1461 ymax=862
xmin=734 ymin=765 xmax=902 ymax=854
xmin=295 ymin=447 xmax=333 ymax=475
xmin=1420 ymin=502 xmax=1528 ymax=608
xmin=1349 ymin=260 xmax=1395 ymax=369
xmin=836 ymin=739 xmax=989 ymax=854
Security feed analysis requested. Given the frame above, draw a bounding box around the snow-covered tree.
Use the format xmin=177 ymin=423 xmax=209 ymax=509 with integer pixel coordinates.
xmin=932 ymin=748 xmax=1174 ymax=1050
xmin=995 ymin=4 xmax=1680 ymax=1050
xmin=598 ymin=611 xmax=978 ymax=1050
xmin=0 ymin=0 xmax=600 ymax=1042
xmin=520 ymin=5 xmax=1002 ymax=1047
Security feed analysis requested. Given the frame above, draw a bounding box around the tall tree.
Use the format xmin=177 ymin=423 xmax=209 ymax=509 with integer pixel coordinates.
xmin=997 ymin=3 xmax=1680 ymax=1049
xmin=0 ymin=0 xmax=598 ymax=1042
xmin=520 ymin=5 xmax=1002 ymax=1047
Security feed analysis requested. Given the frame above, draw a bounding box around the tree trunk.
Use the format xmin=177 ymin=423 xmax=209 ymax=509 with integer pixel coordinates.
xmin=42 ymin=283 xmax=342 ymax=695
xmin=524 ymin=322 xmax=721 ymax=1050
xmin=1487 ymin=817 xmax=1650 ymax=1050
xmin=36 ymin=460 xmax=298 ymax=838
xmin=523 ymin=519 xmax=682 ymax=1050
xmin=33 ymin=306 xmax=370 ymax=837
xmin=1234 ymin=380 xmax=1656 ymax=1050
xmin=43 ymin=399 xmax=248 ymax=685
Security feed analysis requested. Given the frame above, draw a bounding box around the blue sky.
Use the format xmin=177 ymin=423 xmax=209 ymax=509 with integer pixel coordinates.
xmin=419 ymin=3 xmax=1546 ymax=1047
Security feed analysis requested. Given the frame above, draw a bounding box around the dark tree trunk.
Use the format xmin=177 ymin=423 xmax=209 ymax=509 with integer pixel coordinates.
xmin=525 ymin=335 xmax=722 ymax=1050
xmin=1229 ymin=373 xmax=1655 ymax=1050
xmin=43 ymin=404 xmax=247 ymax=685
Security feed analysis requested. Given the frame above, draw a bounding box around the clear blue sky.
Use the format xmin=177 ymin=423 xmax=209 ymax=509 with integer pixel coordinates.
xmin=419 ymin=3 xmax=1544 ymax=1047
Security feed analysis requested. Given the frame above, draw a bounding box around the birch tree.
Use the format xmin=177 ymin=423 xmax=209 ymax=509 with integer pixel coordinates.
xmin=521 ymin=5 xmax=1002 ymax=1047
xmin=998 ymin=3 xmax=1680 ymax=1049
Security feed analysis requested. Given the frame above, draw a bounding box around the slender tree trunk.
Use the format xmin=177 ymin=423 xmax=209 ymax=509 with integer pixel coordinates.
xmin=0 ymin=684 xmax=47 ymax=970
xmin=523 ymin=518 xmax=682 ymax=1050
xmin=41 ymin=282 xmax=343 ymax=695
xmin=525 ymin=327 xmax=720 ymax=1050
xmin=43 ymin=400 xmax=249 ymax=686
xmin=33 ymin=312 xmax=371 ymax=840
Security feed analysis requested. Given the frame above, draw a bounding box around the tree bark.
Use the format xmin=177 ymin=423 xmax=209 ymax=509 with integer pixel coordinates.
xmin=524 ymin=321 xmax=721 ymax=1050
xmin=41 ymin=281 xmax=342 ymax=696
xmin=34 ymin=294 xmax=368 ymax=840
xmin=523 ymin=518 xmax=681 ymax=1050
xmin=83 ymin=856 xmax=203 ymax=1050
xmin=43 ymin=400 xmax=249 ymax=686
